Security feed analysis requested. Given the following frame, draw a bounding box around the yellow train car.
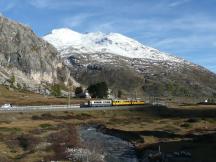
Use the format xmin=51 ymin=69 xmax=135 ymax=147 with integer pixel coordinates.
xmin=131 ymin=100 xmax=145 ymax=105
xmin=112 ymin=100 xmax=132 ymax=106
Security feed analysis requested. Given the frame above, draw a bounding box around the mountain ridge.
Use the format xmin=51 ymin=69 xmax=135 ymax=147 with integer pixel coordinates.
xmin=44 ymin=28 xmax=216 ymax=97
xmin=44 ymin=28 xmax=185 ymax=63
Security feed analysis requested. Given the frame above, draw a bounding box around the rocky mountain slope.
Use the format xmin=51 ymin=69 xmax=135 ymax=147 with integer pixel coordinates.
xmin=0 ymin=17 xmax=77 ymax=94
xmin=44 ymin=28 xmax=216 ymax=97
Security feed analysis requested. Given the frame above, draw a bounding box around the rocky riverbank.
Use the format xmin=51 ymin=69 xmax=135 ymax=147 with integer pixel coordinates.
xmin=90 ymin=124 xmax=216 ymax=162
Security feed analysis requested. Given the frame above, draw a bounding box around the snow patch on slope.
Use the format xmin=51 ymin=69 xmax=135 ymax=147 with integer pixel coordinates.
xmin=43 ymin=28 xmax=183 ymax=63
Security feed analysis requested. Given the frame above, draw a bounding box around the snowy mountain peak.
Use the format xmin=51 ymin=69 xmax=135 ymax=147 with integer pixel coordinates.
xmin=45 ymin=28 xmax=83 ymax=49
xmin=43 ymin=28 xmax=183 ymax=63
xmin=51 ymin=28 xmax=82 ymax=38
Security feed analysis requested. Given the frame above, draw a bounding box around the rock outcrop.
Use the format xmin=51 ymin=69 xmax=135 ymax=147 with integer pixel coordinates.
xmin=0 ymin=16 xmax=78 ymax=94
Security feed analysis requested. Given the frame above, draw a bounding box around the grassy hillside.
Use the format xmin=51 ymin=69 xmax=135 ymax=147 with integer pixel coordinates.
xmin=0 ymin=85 xmax=84 ymax=106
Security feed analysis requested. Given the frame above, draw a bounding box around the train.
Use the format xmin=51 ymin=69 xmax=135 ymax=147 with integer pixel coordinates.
xmin=84 ymin=99 xmax=145 ymax=107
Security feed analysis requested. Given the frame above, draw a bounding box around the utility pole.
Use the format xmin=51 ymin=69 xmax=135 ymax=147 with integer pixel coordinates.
xmin=135 ymin=90 xmax=137 ymax=100
xmin=68 ymin=83 xmax=71 ymax=108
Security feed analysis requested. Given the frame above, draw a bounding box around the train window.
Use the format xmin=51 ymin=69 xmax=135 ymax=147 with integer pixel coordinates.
xmin=104 ymin=101 xmax=109 ymax=103
xmin=94 ymin=101 xmax=102 ymax=103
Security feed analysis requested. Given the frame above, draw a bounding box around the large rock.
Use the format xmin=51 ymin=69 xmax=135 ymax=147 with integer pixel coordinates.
xmin=0 ymin=16 xmax=78 ymax=93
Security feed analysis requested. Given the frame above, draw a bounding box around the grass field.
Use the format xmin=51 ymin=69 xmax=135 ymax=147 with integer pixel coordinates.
xmin=0 ymin=104 xmax=215 ymax=161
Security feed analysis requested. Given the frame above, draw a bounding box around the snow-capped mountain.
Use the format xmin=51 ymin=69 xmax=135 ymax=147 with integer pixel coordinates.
xmin=44 ymin=28 xmax=216 ymax=97
xmin=44 ymin=28 xmax=183 ymax=63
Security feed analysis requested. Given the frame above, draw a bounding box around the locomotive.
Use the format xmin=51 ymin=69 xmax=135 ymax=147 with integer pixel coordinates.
xmin=86 ymin=99 xmax=145 ymax=107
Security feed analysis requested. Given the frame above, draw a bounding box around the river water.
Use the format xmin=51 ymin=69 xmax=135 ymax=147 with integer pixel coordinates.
xmin=79 ymin=126 xmax=139 ymax=162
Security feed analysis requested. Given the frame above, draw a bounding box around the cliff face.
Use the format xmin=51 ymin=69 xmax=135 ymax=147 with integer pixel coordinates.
xmin=0 ymin=16 xmax=77 ymax=93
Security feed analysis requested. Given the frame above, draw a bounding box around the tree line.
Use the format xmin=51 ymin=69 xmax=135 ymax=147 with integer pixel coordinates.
xmin=75 ymin=82 xmax=108 ymax=98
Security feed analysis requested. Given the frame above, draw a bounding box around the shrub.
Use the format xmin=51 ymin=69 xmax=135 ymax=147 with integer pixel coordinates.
xmin=117 ymin=90 xmax=122 ymax=98
xmin=186 ymin=118 xmax=200 ymax=123
xmin=0 ymin=127 xmax=21 ymax=132
xmin=41 ymin=113 xmax=53 ymax=120
xmin=0 ymin=155 xmax=12 ymax=162
xmin=10 ymin=75 xmax=15 ymax=85
xmin=17 ymin=134 xmax=40 ymax=151
xmin=48 ymin=125 xmax=80 ymax=148
xmin=88 ymin=82 xmax=108 ymax=98
xmin=180 ymin=123 xmax=192 ymax=128
xmin=75 ymin=113 xmax=92 ymax=120
xmin=51 ymin=84 xmax=61 ymax=97
xmin=75 ymin=86 xmax=83 ymax=96
xmin=39 ymin=123 xmax=54 ymax=130
xmin=45 ymin=125 xmax=80 ymax=161
xmin=31 ymin=115 xmax=41 ymax=120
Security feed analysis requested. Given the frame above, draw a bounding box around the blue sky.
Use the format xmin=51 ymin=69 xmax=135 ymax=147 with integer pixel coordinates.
xmin=0 ymin=0 xmax=216 ymax=73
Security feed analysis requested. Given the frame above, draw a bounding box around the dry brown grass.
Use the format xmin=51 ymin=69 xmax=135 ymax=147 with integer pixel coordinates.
xmin=0 ymin=85 xmax=86 ymax=105
xmin=0 ymin=105 xmax=215 ymax=161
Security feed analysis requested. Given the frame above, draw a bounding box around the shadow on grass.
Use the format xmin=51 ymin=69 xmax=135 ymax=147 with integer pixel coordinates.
xmin=31 ymin=112 xmax=92 ymax=121
xmin=130 ymin=105 xmax=216 ymax=118
xmin=137 ymin=132 xmax=216 ymax=162
xmin=97 ymin=125 xmax=186 ymax=143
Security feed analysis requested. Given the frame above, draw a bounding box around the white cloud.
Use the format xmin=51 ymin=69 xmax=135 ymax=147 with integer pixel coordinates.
xmin=133 ymin=15 xmax=216 ymax=33
xmin=29 ymin=0 xmax=50 ymax=8
xmin=90 ymin=22 xmax=115 ymax=33
xmin=29 ymin=0 xmax=106 ymax=9
xmin=91 ymin=14 xmax=216 ymax=38
xmin=153 ymin=35 xmax=216 ymax=52
xmin=0 ymin=1 xmax=16 ymax=12
xmin=169 ymin=0 xmax=191 ymax=7
xmin=29 ymin=0 xmax=84 ymax=9
xmin=63 ymin=14 xmax=93 ymax=28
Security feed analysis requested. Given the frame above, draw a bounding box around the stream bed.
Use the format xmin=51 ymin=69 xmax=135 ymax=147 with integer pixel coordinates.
xmin=79 ymin=125 xmax=139 ymax=162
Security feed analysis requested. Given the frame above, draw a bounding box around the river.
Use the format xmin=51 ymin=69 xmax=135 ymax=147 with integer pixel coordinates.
xmin=79 ymin=125 xmax=139 ymax=162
